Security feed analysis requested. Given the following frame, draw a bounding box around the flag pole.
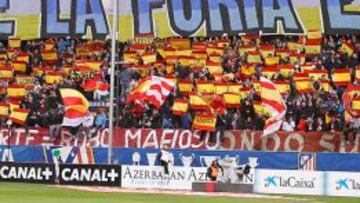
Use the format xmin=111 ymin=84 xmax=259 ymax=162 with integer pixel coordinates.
xmin=108 ymin=0 xmax=118 ymax=165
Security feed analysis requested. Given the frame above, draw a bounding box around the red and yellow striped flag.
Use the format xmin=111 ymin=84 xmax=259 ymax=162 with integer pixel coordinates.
xmin=45 ymin=72 xmax=63 ymax=84
xmin=241 ymin=65 xmax=256 ymax=78
xmin=10 ymin=108 xmax=29 ymax=125
xmin=196 ymin=80 xmax=215 ymax=94
xmin=0 ymin=66 xmax=14 ymax=80
xmin=238 ymin=45 xmax=257 ymax=56
xmin=142 ymin=52 xmax=156 ymax=64
xmin=279 ymin=64 xmax=295 ymax=78
xmin=12 ymin=61 xmax=27 ymax=73
xmin=260 ymin=44 xmax=275 ymax=58
xmin=288 ymin=41 xmax=304 ymax=52
xmin=193 ymin=50 xmax=207 ymax=60
xmin=262 ymin=65 xmax=279 ymax=78
xmin=172 ymin=98 xmax=189 ymax=116
xmin=290 ymin=53 xmax=306 ymax=64
xmin=273 ymin=80 xmax=290 ymax=95
xmin=192 ymin=113 xmax=217 ymax=131
xmin=341 ymin=41 xmax=355 ymax=56
xmin=264 ymin=56 xmax=280 ymax=65
xmin=343 ymin=85 xmax=360 ymax=122
xmin=206 ymin=61 xmax=223 ymax=75
xmin=42 ymin=50 xmax=58 ymax=61
xmin=84 ymin=60 xmax=103 ymax=71
xmin=332 ymin=69 xmax=351 ymax=86
xmin=276 ymin=49 xmax=290 ymax=59
xmin=306 ymin=69 xmax=328 ymax=80
xmin=228 ymin=83 xmax=242 ymax=94
xmin=307 ymin=29 xmax=322 ymax=40
xmin=0 ymin=102 xmax=9 ymax=117
xmin=352 ymin=98 xmax=360 ymax=113
xmin=16 ymin=53 xmax=29 ymax=63
xmin=178 ymin=80 xmax=193 ymax=93
xmin=60 ymin=88 xmax=89 ymax=113
xmin=305 ymin=38 xmax=322 ymax=54
xmin=189 ymin=93 xmax=211 ymax=110
xmin=223 ymin=93 xmax=241 ymax=108
xmin=169 ymin=38 xmax=191 ymax=49
xmin=247 ymin=51 xmax=261 ymax=64
xmin=214 ymin=82 xmax=228 ymax=95
xmin=293 ymin=72 xmax=309 ymax=81
xmin=7 ymin=84 xmax=26 ymax=99
xmin=8 ymin=37 xmax=21 ymax=48
xmin=295 ymin=79 xmax=313 ymax=93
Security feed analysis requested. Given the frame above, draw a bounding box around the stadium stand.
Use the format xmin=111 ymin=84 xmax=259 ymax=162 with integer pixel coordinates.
xmin=0 ymin=33 xmax=359 ymax=145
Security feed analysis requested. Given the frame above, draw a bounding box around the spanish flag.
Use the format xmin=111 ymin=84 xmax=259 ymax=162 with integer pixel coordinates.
xmin=197 ymin=80 xmax=215 ymax=94
xmin=44 ymin=40 xmax=56 ymax=50
xmin=223 ymin=93 xmax=241 ymax=108
xmin=288 ymin=41 xmax=304 ymax=52
xmin=253 ymin=101 xmax=271 ymax=116
xmin=301 ymin=62 xmax=315 ymax=72
xmin=343 ymin=85 xmax=360 ymax=122
xmin=305 ymin=38 xmax=322 ymax=54
xmin=10 ymin=108 xmax=29 ymax=125
xmin=172 ymin=98 xmax=189 ymax=116
xmin=293 ymin=72 xmax=309 ymax=81
xmin=341 ymin=41 xmax=355 ymax=56
xmin=214 ymin=82 xmax=228 ymax=95
xmin=169 ymin=38 xmax=191 ymax=49
xmin=276 ymin=49 xmax=290 ymax=59
xmin=46 ymin=72 xmax=63 ymax=84
xmin=260 ymin=44 xmax=275 ymax=58
xmin=123 ymin=50 xmax=138 ymax=63
xmin=242 ymin=34 xmax=260 ymax=45
xmin=9 ymin=100 xmax=20 ymax=112
xmin=166 ymin=55 xmax=178 ymax=65
xmin=228 ymin=83 xmax=242 ymax=94
xmin=290 ymin=53 xmax=306 ymax=64
xmin=193 ymin=50 xmax=208 ymax=60
xmin=179 ymin=56 xmax=196 ymax=66
xmin=295 ymin=79 xmax=313 ymax=93
xmin=8 ymin=37 xmax=21 ymax=48
xmin=306 ymin=69 xmax=328 ymax=80
xmin=332 ymin=69 xmax=351 ymax=86
xmin=178 ymin=80 xmax=193 ymax=93
xmin=84 ymin=60 xmax=103 ymax=71
xmin=208 ymin=54 xmax=222 ymax=63
xmin=262 ymin=65 xmax=279 ymax=78
xmin=241 ymin=65 xmax=256 ymax=78
xmin=0 ymin=67 xmax=14 ymax=80
xmin=42 ymin=50 xmax=58 ymax=61
xmin=279 ymin=64 xmax=295 ymax=78
xmin=265 ymin=56 xmax=280 ymax=65
xmin=192 ymin=113 xmax=217 ymax=131
xmin=247 ymin=51 xmax=261 ymax=64
xmin=189 ymin=93 xmax=211 ymax=110
xmin=206 ymin=47 xmax=224 ymax=56
xmin=206 ymin=61 xmax=223 ymax=75
xmin=238 ymin=45 xmax=257 ymax=56
xmin=16 ymin=53 xmax=29 ymax=63
xmin=12 ymin=61 xmax=27 ymax=73
xmin=307 ymin=29 xmax=322 ymax=40
xmin=0 ymin=102 xmax=9 ymax=117
xmin=7 ymin=84 xmax=26 ymax=99
xmin=175 ymin=49 xmax=192 ymax=57
xmin=216 ymin=38 xmax=230 ymax=47
xmin=142 ymin=52 xmax=156 ymax=64
xmin=273 ymin=80 xmax=290 ymax=95
xmin=60 ymin=88 xmax=89 ymax=112
xmin=352 ymin=98 xmax=360 ymax=113
xmin=160 ymin=47 xmax=176 ymax=58
xmin=321 ymin=80 xmax=331 ymax=92
xmin=192 ymin=42 xmax=207 ymax=51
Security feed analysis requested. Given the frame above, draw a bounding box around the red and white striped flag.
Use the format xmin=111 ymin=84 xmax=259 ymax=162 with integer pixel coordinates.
xmin=260 ymin=77 xmax=287 ymax=137
xmin=127 ymin=76 xmax=176 ymax=108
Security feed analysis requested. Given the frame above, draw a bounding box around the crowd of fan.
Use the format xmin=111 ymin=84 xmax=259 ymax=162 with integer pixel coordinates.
xmin=0 ymin=34 xmax=359 ymax=142
xmin=0 ymin=38 xmax=110 ymax=135
xmin=117 ymin=34 xmax=360 ymax=142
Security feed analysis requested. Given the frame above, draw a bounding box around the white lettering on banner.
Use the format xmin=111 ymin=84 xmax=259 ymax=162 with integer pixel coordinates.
xmin=61 ymin=168 xmax=119 ymax=182
xmin=0 ymin=166 xmax=53 ymax=181
xmin=326 ymin=172 xmax=360 ymax=197
xmin=261 ymin=134 xmax=281 ymax=151
xmin=320 ymin=133 xmax=336 ymax=152
xmin=284 ymin=133 xmax=304 ymax=152
xmin=254 ymin=169 xmax=324 ymax=195
xmin=240 ymin=131 xmax=254 ymax=151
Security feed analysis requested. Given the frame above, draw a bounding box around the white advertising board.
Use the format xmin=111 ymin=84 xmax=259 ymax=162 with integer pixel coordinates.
xmin=326 ymin=171 xmax=360 ymax=197
xmin=121 ymin=165 xmax=209 ymax=190
xmin=254 ymin=169 xmax=324 ymax=195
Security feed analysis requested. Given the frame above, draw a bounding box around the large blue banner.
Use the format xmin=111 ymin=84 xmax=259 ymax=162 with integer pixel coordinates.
xmin=1 ymin=145 xmax=360 ymax=172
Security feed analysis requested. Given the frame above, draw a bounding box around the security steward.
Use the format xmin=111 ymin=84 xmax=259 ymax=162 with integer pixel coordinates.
xmin=207 ymin=160 xmax=221 ymax=181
